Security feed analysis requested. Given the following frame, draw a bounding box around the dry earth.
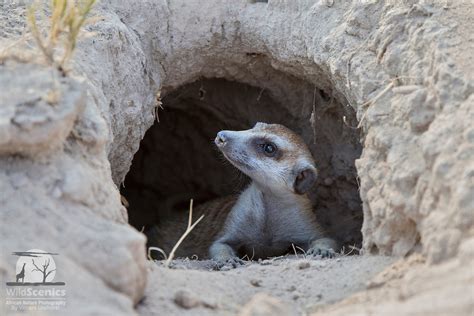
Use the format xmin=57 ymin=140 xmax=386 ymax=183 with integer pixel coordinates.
xmin=138 ymin=255 xmax=394 ymax=315
xmin=1 ymin=1 xmax=473 ymax=315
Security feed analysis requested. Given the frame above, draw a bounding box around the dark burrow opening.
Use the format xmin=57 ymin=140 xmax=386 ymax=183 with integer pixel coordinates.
xmin=122 ymin=76 xmax=363 ymax=257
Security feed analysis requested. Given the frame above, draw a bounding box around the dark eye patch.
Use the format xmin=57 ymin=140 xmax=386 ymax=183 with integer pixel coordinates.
xmin=252 ymin=138 xmax=281 ymax=159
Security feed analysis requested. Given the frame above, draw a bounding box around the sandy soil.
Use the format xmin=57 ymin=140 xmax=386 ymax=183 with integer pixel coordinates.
xmin=435 ymin=1 xmax=474 ymax=82
xmin=137 ymin=255 xmax=394 ymax=315
xmin=1 ymin=1 xmax=473 ymax=315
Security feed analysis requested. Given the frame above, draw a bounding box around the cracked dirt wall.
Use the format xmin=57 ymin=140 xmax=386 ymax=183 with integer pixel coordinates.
xmin=1 ymin=0 xmax=473 ymax=315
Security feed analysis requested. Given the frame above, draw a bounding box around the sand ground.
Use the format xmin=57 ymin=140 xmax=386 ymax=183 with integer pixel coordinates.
xmin=138 ymin=255 xmax=394 ymax=315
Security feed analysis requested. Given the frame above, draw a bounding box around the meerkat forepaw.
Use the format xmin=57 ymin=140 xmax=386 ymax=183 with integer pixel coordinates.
xmin=308 ymin=237 xmax=338 ymax=258
xmin=212 ymin=257 xmax=245 ymax=270
xmin=307 ymin=246 xmax=336 ymax=258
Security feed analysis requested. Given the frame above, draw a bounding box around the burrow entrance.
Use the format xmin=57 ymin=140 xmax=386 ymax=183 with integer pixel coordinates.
xmin=122 ymin=74 xmax=363 ymax=254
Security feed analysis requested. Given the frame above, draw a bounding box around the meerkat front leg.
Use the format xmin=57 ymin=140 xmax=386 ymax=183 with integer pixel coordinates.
xmin=209 ymin=240 xmax=235 ymax=260
xmin=307 ymin=237 xmax=338 ymax=258
xmin=209 ymin=238 xmax=244 ymax=268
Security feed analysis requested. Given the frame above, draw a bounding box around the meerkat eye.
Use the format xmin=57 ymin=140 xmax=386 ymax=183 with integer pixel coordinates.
xmin=263 ymin=143 xmax=277 ymax=156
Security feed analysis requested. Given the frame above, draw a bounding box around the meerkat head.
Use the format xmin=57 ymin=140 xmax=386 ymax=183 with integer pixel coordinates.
xmin=215 ymin=122 xmax=317 ymax=195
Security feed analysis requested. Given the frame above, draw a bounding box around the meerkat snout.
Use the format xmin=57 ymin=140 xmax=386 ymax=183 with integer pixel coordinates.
xmin=215 ymin=122 xmax=318 ymax=195
xmin=215 ymin=131 xmax=227 ymax=147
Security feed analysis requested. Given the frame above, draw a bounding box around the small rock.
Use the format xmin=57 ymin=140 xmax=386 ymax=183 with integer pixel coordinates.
xmin=250 ymin=279 xmax=262 ymax=287
xmin=325 ymin=0 xmax=334 ymax=7
xmin=316 ymin=293 xmax=323 ymax=301
xmin=174 ymin=290 xmax=216 ymax=310
xmin=287 ymin=285 xmax=296 ymax=292
xmin=366 ymin=280 xmax=385 ymax=289
xmin=173 ymin=290 xmax=200 ymax=309
xmin=298 ymin=261 xmax=310 ymax=270
xmin=292 ymin=294 xmax=300 ymax=300
xmin=239 ymin=293 xmax=295 ymax=316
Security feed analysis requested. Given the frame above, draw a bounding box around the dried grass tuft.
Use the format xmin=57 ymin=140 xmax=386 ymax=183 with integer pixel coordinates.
xmin=147 ymin=199 xmax=204 ymax=268
xmin=164 ymin=199 xmax=204 ymax=267
xmin=27 ymin=0 xmax=96 ymax=75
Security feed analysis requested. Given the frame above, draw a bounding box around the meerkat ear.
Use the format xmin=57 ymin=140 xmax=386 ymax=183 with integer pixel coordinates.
xmin=293 ymin=167 xmax=317 ymax=195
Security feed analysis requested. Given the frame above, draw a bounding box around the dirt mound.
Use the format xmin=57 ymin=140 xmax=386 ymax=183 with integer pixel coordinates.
xmin=0 ymin=0 xmax=472 ymax=315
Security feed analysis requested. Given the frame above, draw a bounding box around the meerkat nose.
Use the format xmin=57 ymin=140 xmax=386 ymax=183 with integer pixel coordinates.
xmin=215 ymin=131 xmax=228 ymax=147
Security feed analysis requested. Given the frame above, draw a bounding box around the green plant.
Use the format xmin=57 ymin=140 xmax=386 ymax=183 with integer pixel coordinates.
xmin=27 ymin=0 xmax=96 ymax=74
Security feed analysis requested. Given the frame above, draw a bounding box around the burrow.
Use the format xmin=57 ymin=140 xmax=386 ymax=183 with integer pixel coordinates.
xmin=121 ymin=60 xmax=363 ymax=253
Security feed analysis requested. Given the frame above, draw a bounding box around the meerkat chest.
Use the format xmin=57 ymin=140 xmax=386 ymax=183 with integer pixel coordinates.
xmin=237 ymin=220 xmax=290 ymax=258
xmin=254 ymin=208 xmax=315 ymax=240
xmin=227 ymin=185 xmax=319 ymax=258
xmin=235 ymin=203 xmax=317 ymax=258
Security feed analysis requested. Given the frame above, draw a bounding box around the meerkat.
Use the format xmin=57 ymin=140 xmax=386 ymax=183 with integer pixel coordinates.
xmin=145 ymin=122 xmax=338 ymax=264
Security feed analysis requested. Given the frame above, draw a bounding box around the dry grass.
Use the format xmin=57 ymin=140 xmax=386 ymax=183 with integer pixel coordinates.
xmin=339 ymin=244 xmax=362 ymax=256
xmin=356 ymin=75 xmax=423 ymax=129
xmin=154 ymin=91 xmax=164 ymax=122
xmin=356 ymin=81 xmax=395 ymax=129
xmin=27 ymin=0 xmax=96 ymax=75
xmin=148 ymin=246 xmax=168 ymax=261
xmin=147 ymin=199 xmax=205 ymax=268
xmin=165 ymin=199 xmax=204 ymax=267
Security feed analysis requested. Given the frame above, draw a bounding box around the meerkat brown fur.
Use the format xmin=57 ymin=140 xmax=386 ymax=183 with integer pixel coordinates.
xmin=146 ymin=123 xmax=338 ymax=263
xmin=209 ymin=122 xmax=337 ymax=263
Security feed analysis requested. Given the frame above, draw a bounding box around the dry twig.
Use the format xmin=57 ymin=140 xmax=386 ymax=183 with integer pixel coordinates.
xmin=164 ymin=199 xmax=204 ymax=268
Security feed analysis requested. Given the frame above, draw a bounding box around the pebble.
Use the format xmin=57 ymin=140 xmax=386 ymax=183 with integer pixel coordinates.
xmin=174 ymin=290 xmax=216 ymax=309
xmin=174 ymin=290 xmax=200 ymax=309
xmin=298 ymin=261 xmax=311 ymax=269
xmin=239 ymin=293 xmax=294 ymax=316
xmin=250 ymin=279 xmax=262 ymax=287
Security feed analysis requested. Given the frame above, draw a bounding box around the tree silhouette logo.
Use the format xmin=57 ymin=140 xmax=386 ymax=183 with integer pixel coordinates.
xmin=6 ymin=249 xmax=65 ymax=286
